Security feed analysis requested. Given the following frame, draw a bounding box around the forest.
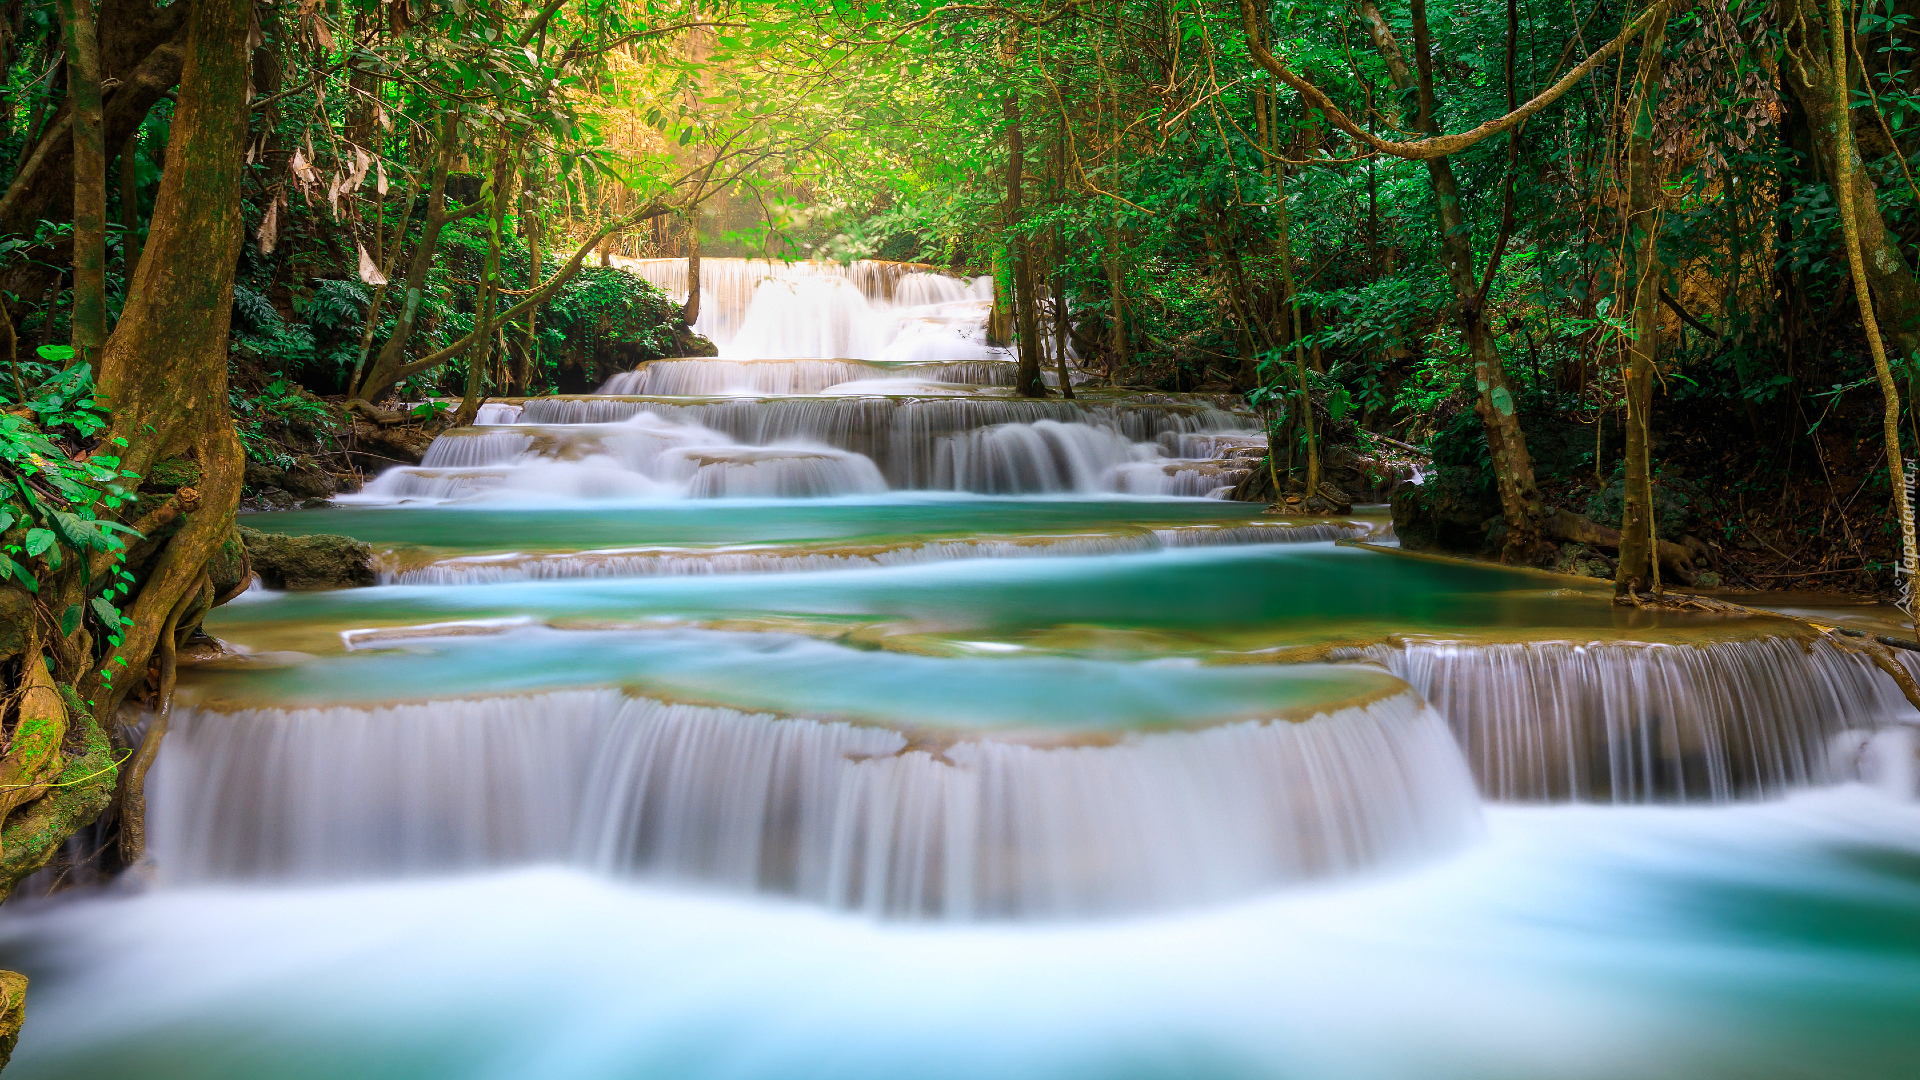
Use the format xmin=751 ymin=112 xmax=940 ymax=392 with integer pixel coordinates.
xmin=0 ymin=0 xmax=1918 ymax=1071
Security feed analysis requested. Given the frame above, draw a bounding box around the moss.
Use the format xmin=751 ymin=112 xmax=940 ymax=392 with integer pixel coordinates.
xmin=144 ymin=458 xmax=202 ymax=492
xmin=0 ymin=711 xmax=116 ymax=900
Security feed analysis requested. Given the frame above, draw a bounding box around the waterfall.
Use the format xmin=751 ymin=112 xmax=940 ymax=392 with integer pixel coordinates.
xmin=599 ymin=358 xmax=1021 ymax=396
xmin=611 ymin=257 xmax=1001 ymax=362
xmin=1343 ymin=636 xmax=1920 ymax=802
xmin=147 ymin=688 xmax=1481 ymax=918
xmin=359 ymin=397 xmax=1262 ymax=502
xmin=364 ymin=412 xmax=890 ymax=502
xmin=374 ymin=522 xmax=1371 ymax=585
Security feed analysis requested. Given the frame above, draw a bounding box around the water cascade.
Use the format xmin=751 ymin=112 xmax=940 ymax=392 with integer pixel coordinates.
xmin=9 ymin=254 xmax=1920 ymax=1080
xmin=1346 ymin=636 xmax=1920 ymax=801
xmin=149 ymin=687 xmax=1480 ymax=917
xmin=614 ymin=257 xmax=1005 ymax=362
xmin=358 ymin=396 xmax=1262 ymax=502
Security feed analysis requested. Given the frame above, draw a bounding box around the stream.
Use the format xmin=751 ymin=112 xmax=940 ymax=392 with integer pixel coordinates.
xmin=2 ymin=259 xmax=1916 ymax=1078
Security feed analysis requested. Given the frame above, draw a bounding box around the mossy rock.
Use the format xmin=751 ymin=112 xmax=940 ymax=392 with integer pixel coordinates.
xmin=239 ymin=527 xmax=375 ymax=590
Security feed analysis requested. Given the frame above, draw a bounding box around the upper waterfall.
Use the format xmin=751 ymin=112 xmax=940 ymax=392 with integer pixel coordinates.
xmin=613 ymin=257 xmax=1008 ymax=363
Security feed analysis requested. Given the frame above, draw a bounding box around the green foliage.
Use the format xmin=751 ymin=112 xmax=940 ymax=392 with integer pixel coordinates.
xmin=0 ymin=364 xmax=141 ymax=678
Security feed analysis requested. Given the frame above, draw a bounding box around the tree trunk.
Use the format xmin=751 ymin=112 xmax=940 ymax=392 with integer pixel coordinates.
xmin=1104 ymin=221 xmax=1130 ymax=380
xmin=1783 ymin=0 xmax=1920 ymax=357
xmin=683 ymin=209 xmax=702 ymax=328
xmin=118 ymin=129 xmax=143 ymax=277
xmin=0 ymin=0 xmax=252 ymax=1007
xmin=1006 ymin=95 xmax=1046 ymax=397
xmin=1272 ymin=171 xmax=1320 ymax=497
xmin=1823 ymin=0 xmax=1920 ymax=603
xmin=1614 ymin=5 xmax=1670 ymax=595
xmin=57 ymin=0 xmax=106 ymax=373
xmin=1360 ymin=0 xmax=1549 ymax=560
xmin=456 ymin=131 xmax=515 ymax=428
xmin=353 ymin=111 xmax=479 ymax=403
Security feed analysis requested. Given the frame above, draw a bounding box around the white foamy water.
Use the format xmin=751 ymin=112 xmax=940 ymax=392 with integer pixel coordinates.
xmin=1347 ymin=637 xmax=1920 ymax=802
xmin=147 ymin=689 xmax=1479 ymax=918
xmin=356 ymin=397 xmax=1261 ymax=503
xmin=6 ymin=788 xmax=1916 ymax=1080
xmin=614 ymin=257 xmax=1005 ymax=362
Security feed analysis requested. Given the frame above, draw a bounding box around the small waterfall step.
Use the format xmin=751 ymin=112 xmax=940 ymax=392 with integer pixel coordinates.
xmin=152 ymin=681 xmax=1480 ymax=918
xmin=359 ymin=393 xmax=1265 ymax=501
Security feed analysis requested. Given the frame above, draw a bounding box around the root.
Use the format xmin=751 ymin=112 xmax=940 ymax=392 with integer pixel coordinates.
xmin=115 ymin=573 xmax=203 ymax=866
xmin=0 ymin=637 xmax=69 ymax=835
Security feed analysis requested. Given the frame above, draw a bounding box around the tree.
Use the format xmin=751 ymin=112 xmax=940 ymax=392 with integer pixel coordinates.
xmin=0 ymin=0 xmax=254 ymax=1060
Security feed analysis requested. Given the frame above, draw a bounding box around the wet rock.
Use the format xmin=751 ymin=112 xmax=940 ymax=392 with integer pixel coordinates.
xmin=674 ymin=327 xmax=719 ymax=358
xmin=281 ymin=459 xmax=339 ymax=499
xmin=345 ymin=420 xmax=440 ymax=473
xmin=243 ymin=460 xmax=286 ymax=491
xmin=205 ymin=531 xmax=251 ymax=602
xmin=1555 ymin=542 xmax=1616 ymax=579
xmin=239 ymin=527 xmax=376 ymax=590
xmin=239 ymin=488 xmax=299 ymax=513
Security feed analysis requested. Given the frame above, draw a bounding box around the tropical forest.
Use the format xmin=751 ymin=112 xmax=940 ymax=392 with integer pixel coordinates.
xmin=0 ymin=0 xmax=1915 ymax=1075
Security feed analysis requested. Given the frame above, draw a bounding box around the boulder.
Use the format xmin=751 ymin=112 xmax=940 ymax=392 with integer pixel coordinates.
xmin=239 ymin=527 xmax=376 ymax=590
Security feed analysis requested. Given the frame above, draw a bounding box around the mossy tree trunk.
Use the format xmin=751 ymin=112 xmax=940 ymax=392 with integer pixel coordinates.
xmin=55 ymin=0 xmax=106 ymax=374
xmin=0 ymin=0 xmax=253 ymax=1062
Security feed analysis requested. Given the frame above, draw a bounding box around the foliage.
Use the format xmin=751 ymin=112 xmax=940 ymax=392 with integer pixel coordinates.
xmin=0 ymin=361 xmax=141 ymax=692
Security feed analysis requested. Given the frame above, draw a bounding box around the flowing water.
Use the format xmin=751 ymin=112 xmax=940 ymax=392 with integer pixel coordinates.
xmin=3 ymin=259 xmax=1917 ymax=1077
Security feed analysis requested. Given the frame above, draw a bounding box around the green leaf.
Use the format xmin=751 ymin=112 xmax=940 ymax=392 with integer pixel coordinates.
xmin=90 ymin=597 xmax=119 ymax=628
xmin=60 ymin=604 xmax=82 ymax=637
xmin=0 ymin=554 xmax=37 ymax=593
xmin=23 ymin=528 xmax=55 ymax=557
xmin=35 ymin=344 xmax=75 ymax=362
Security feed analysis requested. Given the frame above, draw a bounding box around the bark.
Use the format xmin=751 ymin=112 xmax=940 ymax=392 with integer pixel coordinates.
xmin=115 ymin=575 xmax=197 ymax=865
xmin=1615 ymin=5 xmax=1670 ymax=595
xmin=1006 ymin=95 xmax=1046 ymax=397
xmin=1273 ymin=170 xmax=1320 ymax=497
xmin=91 ymin=0 xmax=251 ymax=691
xmin=1104 ymin=221 xmax=1130 ymax=379
xmin=118 ymin=130 xmax=142 ymax=277
xmin=988 ymin=247 xmax=1013 ymax=347
xmin=516 ymin=193 xmax=540 ymax=395
xmin=1821 ymin=0 xmax=1920 ymax=601
xmin=56 ymin=0 xmax=106 ymax=373
xmin=0 ymin=0 xmax=249 ymax=981
xmin=683 ymin=211 xmax=702 ymax=326
xmin=1782 ymin=0 xmax=1920 ymax=355
xmin=1360 ymin=0 xmax=1550 ymax=560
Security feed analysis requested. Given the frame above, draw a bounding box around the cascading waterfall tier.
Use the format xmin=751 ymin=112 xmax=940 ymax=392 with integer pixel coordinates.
xmin=1343 ymin=635 xmax=1920 ymax=802
xmin=600 ymin=358 xmax=1023 ymax=396
xmin=612 ymin=257 xmax=1001 ymax=362
xmin=374 ymin=521 xmax=1372 ymax=585
xmin=358 ymin=396 xmax=1261 ymax=501
xmin=148 ymin=687 xmax=1481 ymax=918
